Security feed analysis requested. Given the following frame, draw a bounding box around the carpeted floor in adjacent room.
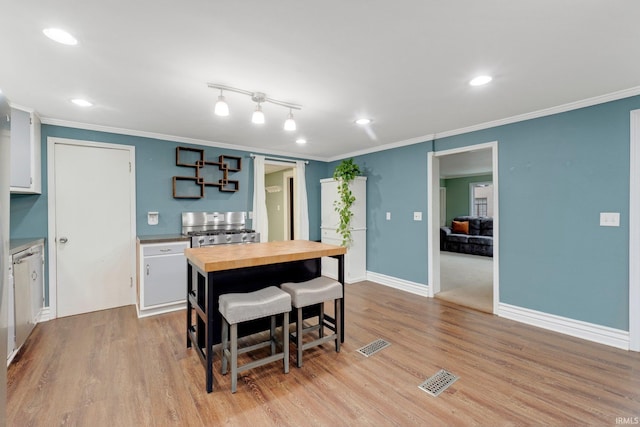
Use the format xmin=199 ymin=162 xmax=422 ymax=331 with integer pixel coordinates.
xmin=436 ymin=251 xmax=493 ymax=313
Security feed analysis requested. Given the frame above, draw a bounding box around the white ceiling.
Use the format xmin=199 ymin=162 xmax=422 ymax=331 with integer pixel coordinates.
xmin=439 ymin=149 xmax=492 ymax=178
xmin=2 ymin=1 xmax=640 ymax=161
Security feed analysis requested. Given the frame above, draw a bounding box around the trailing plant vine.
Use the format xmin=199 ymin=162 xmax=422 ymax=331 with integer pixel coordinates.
xmin=333 ymin=158 xmax=361 ymax=247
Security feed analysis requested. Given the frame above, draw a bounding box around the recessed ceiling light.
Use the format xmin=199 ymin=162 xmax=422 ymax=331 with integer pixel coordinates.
xmin=71 ymin=98 xmax=93 ymax=107
xmin=355 ymin=118 xmax=372 ymax=125
xmin=43 ymin=28 xmax=78 ymax=46
xmin=296 ymin=138 xmax=307 ymax=144
xmin=469 ymin=75 xmax=492 ymax=86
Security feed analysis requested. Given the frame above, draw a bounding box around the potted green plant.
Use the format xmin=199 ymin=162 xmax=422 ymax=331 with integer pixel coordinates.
xmin=333 ymin=158 xmax=362 ymax=247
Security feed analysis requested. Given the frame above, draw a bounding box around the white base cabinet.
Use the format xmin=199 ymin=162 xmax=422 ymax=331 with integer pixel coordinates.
xmin=137 ymin=240 xmax=189 ymax=317
xmin=320 ymin=177 xmax=367 ymax=284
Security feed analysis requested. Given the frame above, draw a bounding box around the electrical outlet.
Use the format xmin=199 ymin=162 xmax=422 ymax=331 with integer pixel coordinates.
xmin=600 ymin=212 xmax=620 ymax=227
xmin=413 ymin=211 xmax=422 ymax=221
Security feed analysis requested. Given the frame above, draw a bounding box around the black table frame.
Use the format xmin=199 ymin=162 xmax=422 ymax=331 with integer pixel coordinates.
xmin=186 ymin=254 xmax=345 ymax=393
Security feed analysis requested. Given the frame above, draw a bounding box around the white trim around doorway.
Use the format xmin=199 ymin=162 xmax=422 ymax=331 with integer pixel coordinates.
xmin=427 ymin=141 xmax=499 ymax=313
xmin=629 ymin=109 xmax=640 ymax=351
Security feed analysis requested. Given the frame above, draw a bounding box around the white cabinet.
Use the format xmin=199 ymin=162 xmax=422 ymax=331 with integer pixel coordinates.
xmin=137 ymin=240 xmax=189 ymax=317
xmin=10 ymin=106 xmax=41 ymax=194
xmin=321 ymin=177 xmax=367 ymax=283
xmin=8 ymin=242 xmax=44 ymax=364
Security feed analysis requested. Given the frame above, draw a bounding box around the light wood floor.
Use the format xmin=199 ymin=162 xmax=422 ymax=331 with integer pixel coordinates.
xmin=8 ymin=281 xmax=640 ymax=426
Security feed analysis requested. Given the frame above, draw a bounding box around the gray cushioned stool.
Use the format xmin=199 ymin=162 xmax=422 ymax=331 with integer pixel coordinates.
xmin=219 ymin=286 xmax=291 ymax=393
xmin=280 ymin=276 xmax=342 ymax=368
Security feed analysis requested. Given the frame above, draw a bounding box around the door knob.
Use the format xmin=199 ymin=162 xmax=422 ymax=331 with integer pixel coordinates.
xmin=59 ymin=237 xmax=68 ymax=243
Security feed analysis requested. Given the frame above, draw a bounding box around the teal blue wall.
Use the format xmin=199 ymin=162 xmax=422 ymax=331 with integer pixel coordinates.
xmin=329 ymin=143 xmax=430 ymax=284
xmin=348 ymin=95 xmax=640 ymax=330
xmin=443 ymin=174 xmax=493 ymax=225
xmin=11 ymin=94 xmax=640 ymax=331
xmin=10 ymin=125 xmax=326 ymax=303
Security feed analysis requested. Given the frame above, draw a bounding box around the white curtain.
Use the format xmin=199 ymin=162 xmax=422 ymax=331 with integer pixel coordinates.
xmin=295 ymin=160 xmax=310 ymax=240
xmin=252 ymin=155 xmax=268 ymax=242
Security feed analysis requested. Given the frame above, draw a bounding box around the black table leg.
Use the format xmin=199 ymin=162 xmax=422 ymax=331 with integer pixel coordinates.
xmin=336 ymin=254 xmax=345 ymax=343
xmin=205 ymin=271 xmax=214 ymax=393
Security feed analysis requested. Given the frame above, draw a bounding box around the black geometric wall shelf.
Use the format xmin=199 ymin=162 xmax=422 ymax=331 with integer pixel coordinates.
xmin=172 ymin=146 xmax=242 ymax=198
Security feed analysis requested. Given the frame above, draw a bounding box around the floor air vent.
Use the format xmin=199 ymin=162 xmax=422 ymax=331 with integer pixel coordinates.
xmin=418 ymin=369 xmax=459 ymax=397
xmin=356 ymin=338 xmax=390 ymax=357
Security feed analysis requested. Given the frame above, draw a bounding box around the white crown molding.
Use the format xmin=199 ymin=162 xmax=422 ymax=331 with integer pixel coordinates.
xmin=441 ymin=171 xmax=493 ymax=180
xmin=41 ymin=86 xmax=640 ymax=163
xmin=366 ymin=271 xmax=429 ymax=297
xmin=326 ymin=135 xmax=434 ymax=163
xmin=332 ymin=86 xmax=640 ymax=162
xmin=498 ymin=302 xmax=629 ymax=350
xmin=39 ymin=117 xmax=328 ymax=162
xmin=436 ymin=86 xmax=640 ymax=140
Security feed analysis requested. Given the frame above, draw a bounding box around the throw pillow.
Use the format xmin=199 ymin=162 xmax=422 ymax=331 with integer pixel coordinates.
xmin=452 ymin=220 xmax=469 ymax=234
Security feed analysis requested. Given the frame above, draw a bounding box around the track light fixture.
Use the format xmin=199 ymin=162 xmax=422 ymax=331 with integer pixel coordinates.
xmin=208 ymin=83 xmax=301 ymax=129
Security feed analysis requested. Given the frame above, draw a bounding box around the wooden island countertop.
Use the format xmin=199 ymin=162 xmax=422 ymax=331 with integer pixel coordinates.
xmin=184 ymin=240 xmax=346 ymax=273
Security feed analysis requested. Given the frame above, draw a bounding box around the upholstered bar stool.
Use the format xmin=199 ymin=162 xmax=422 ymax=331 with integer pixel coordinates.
xmin=219 ymin=286 xmax=291 ymax=393
xmin=280 ymin=276 xmax=343 ymax=368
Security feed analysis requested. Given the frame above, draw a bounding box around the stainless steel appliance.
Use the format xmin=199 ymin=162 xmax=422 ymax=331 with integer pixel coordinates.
xmin=11 ymin=245 xmax=43 ymax=352
xmin=182 ymin=211 xmax=260 ymax=247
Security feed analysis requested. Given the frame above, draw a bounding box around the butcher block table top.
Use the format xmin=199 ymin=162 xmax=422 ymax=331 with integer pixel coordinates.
xmin=185 ymin=240 xmax=346 ymax=273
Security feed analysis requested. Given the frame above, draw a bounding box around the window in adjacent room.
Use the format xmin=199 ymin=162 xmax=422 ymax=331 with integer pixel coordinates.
xmin=470 ymin=182 xmax=493 ymax=217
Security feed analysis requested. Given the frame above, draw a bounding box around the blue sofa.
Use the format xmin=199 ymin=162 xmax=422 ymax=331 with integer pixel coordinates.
xmin=440 ymin=215 xmax=493 ymax=257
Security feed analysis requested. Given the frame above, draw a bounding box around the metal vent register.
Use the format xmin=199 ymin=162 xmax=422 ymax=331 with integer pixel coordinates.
xmin=418 ymin=369 xmax=459 ymax=397
xmin=356 ymin=339 xmax=391 ymax=357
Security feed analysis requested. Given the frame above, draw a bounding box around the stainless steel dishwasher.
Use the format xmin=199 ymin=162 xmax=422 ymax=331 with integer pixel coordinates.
xmin=12 ymin=245 xmax=43 ymax=351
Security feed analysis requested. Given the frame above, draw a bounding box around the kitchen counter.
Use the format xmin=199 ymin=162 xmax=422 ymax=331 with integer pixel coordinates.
xmin=10 ymin=238 xmax=45 ymax=255
xmin=137 ymin=234 xmax=190 ymax=244
xmin=185 ymin=240 xmax=345 ymax=393
xmin=184 ymin=239 xmax=346 ymax=272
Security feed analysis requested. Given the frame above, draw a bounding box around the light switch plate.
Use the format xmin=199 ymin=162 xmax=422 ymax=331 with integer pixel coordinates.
xmin=600 ymin=212 xmax=620 ymax=227
xmin=413 ymin=211 xmax=422 ymax=221
xmin=386 ymin=212 xmax=391 ymax=220
xmin=147 ymin=211 xmax=159 ymax=225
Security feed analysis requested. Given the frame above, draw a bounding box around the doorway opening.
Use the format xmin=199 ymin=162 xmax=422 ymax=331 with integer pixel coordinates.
xmin=427 ymin=141 xmax=499 ymax=314
xmin=265 ymin=162 xmax=296 ymax=242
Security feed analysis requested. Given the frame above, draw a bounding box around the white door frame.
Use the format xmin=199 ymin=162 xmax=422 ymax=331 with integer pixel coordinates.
xmin=427 ymin=141 xmax=499 ymax=313
xmin=47 ymin=137 xmax=137 ymax=318
xmin=629 ymin=110 xmax=640 ymax=351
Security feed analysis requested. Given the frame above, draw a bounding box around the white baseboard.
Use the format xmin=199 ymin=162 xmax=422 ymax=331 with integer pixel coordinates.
xmin=498 ymin=303 xmax=630 ymax=350
xmin=366 ymin=271 xmax=429 ymax=297
xmin=136 ymin=302 xmax=186 ymax=318
xmin=365 ymin=271 xmax=629 ymax=350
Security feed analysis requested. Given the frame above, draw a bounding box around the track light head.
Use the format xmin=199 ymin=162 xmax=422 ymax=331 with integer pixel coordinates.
xmin=214 ymin=91 xmax=229 ymax=116
xmin=252 ymin=103 xmax=265 ymax=124
xmin=284 ymin=109 xmax=296 ymax=131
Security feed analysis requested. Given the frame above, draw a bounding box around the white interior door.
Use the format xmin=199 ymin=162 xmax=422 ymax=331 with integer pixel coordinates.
xmin=53 ymin=142 xmax=134 ymax=317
